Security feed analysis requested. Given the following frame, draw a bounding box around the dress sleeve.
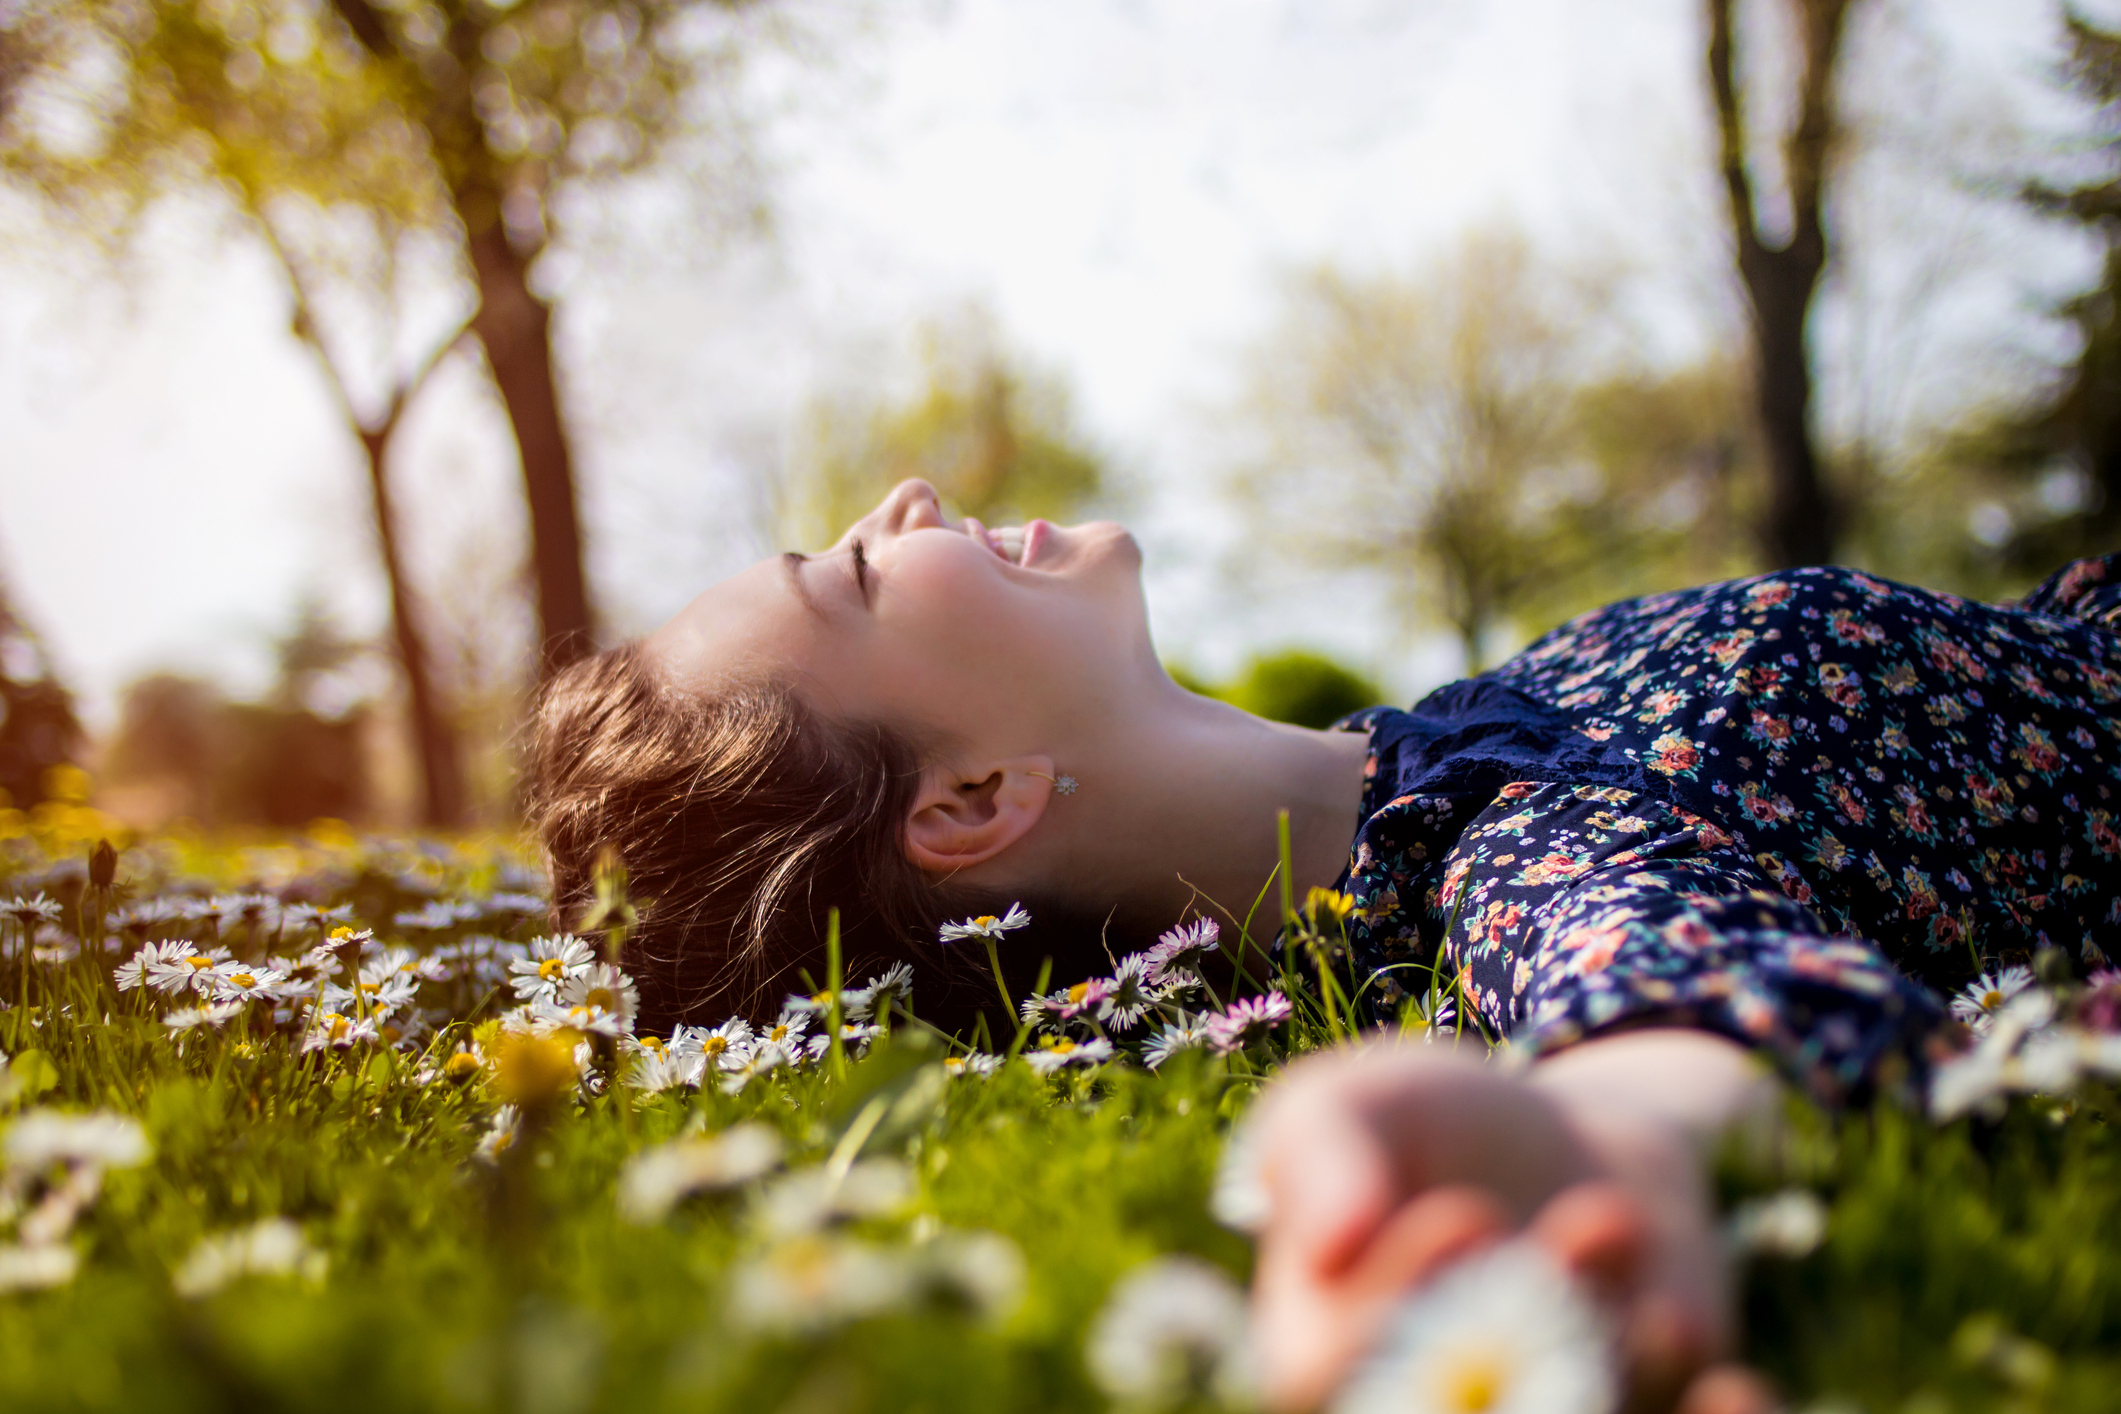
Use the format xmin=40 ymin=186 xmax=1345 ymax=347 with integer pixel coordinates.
xmin=1421 ymin=782 xmax=1945 ymax=1103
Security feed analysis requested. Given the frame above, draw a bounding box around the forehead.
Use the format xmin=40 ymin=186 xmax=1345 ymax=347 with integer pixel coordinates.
xmin=644 ymin=556 xmax=821 ymax=694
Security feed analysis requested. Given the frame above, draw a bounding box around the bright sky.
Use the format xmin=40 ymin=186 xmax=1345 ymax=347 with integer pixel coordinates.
xmin=0 ymin=0 xmax=2088 ymax=728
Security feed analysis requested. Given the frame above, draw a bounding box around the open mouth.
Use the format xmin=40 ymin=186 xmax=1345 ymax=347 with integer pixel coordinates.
xmin=969 ymin=519 xmax=1049 ymax=568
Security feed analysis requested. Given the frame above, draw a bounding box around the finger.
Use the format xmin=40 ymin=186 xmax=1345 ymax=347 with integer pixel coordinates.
xmin=1258 ymin=1185 xmax=1511 ymax=1414
xmin=1258 ymin=1096 xmax=1395 ymax=1279
xmin=1528 ymin=1181 xmax=1652 ymax=1303
xmin=1675 ymin=1365 xmax=1780 ymax=1414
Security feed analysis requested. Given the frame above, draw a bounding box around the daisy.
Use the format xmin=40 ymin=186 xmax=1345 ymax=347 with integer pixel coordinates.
xmin=616 ymin=1123 xmax=784 ymax=1223
xmin=171 ymin=1217 xmax=326 ymax=1299
xmin=4 ymin=1110 xmax=152 ymax=1171
xmin=1145 ymin=918 xmax=1221 ymax=986
xmin=164 ymin=1002 xmax=246 ymax=1032
xmin=1025 ymin=1036 xmax=1115 ymax=1074
xmin=1021 ymin=978 xmax=1114 ymax=1028
xmin=281 ymin=903 xmax=356 ymax=934
xmin=1951 ymin=966 xmax=2035 ymax=1032
xmin=393 ymin=899 xmax=483 ymax=931
xmin=507 ymin=935 xmax=597 ymax=1003
xmin=720 ymin=1043 xmax=788 ymax=1095
xmin=939 ymin=903 xmax=1031 ymax=943
xmin=474 ymin=1105 xmax=521 ymax=1163
xmin=625 ymin=1047 xmax=704 ymax=1094
xmin=1143 ymin=1017 xmax=1211 ymax=1070
xmin=944 ymin=1052 xmax=1002 ymax=1078
xmin=211 ymin=965 xmax=296 ymax=1004
xmin=1336 ymin=1241 xmax=1618 ymax=1414
xmin=1084 ymin=1255 xmax=1252 ymax=1407
xmin=109 ymin=900 xmax=185 ymax=941
xmin=755 ymin=1011 xmax=811 ymax=1054
xmin=115 ymin=940 xmax=192 ymax=993
xmin=367 ymin=946 xmax=450 ymax=983
xmin=0 ymin=894 xmax=64 ymax=926
xmin=1205 ymin=992 xmax=1292 ymax=1055
xmin=1099 ymin=955 xmax=1160 ymax=1032
xmin=671 ymin=1017 xmax=754 ymax=1070
xmin=481 ymin=891 xmax=548 ymax=920
xmin=146 ymin=944 xmax=238 ymax=997
xmin=860 ymin=961 xmax=915 ymax=1020
xmin=300 ymin=1011 xmax=380 ymax=1053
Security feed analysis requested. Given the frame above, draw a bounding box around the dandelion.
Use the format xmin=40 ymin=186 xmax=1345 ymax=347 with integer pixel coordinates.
xmin=1025 ymin=1036 xmax=1115 ymax=1074
xmin=1100 ymin=954 xmax=1161 ymax=1032
xmin=944 ymin=1053 xmax=1002 ymax=1078
xmin=1305 ymin=886 xmax=1358 ymax=925
xmin=1145 ymin=917 xmax=1221 ymax=985
xmin=164 ymin=1002 xmax=246 ymax=1032
xmin=172 ymin=1218 xmax=328 ymax=1298
xmin=1951 ymin=966 xmax=2035 ymax=1032
xmin=938 ymin=903 xmax=1031 ymax=943
xmin=1144 ymin=1016 xmax=1212 ymax=1070
xmin=1085 ymin=1255 xmax=1253 ymax=1408
xmin=1335 ymin=1241 xmax=1618 ymax=1414
xmin=617 ymin=1123 xmax=784 ymax=1223
xmin=1205 ymin=992 xmax=1292 ymax=1054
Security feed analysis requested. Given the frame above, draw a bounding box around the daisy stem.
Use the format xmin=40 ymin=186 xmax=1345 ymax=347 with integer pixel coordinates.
xmin=825 ymin=908 xmax=847 ymax=1081
xmin=982 ymin=935 xmax=1014 ymax=1024
xmin=1006 ymin=958 xmax=1052 ymax=1062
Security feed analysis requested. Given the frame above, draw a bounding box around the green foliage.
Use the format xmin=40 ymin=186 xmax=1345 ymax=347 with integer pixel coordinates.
xmin=1172 ymin=649 xmax=1384 ymax=730
xmin=783 ymin=308 xmax=1108 ymax=550
xmin=0 ymin=834 xmax=2111 ymax=1412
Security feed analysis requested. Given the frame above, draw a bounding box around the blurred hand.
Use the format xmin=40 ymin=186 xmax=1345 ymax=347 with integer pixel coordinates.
xmin=1245 ymin=1039 xmax=1772 ymax=1414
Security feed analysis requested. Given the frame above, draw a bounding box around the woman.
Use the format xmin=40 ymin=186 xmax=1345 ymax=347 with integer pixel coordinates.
xmin=530 ymin=478 xmax=2121 ymax=1410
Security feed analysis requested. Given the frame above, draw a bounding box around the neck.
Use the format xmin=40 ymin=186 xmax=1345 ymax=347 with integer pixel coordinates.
xmin=1027 ymin=681 xmax=1374 ymax=942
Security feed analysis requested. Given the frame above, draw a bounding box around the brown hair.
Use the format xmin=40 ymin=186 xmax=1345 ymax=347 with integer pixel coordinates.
xmin=527 ymin=642 xmax=1039 ymax=1034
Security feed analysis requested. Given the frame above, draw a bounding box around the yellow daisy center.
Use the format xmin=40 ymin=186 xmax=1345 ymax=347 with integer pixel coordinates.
xmin=702 ymin=1036 xmax=729 ymax=1055
xmin=639 ymin=1036 xmax=665 ymax=1054
xmin=1067 ymin=982 xmax=1091 ymax=1005
xmin=329 ymin=927 xmax=355 ymax=941
xmin=769 ymin=1024 xmax=790 ymax=1043
xmin=229 ymin=973 xmax=256 ymax=989
xmin=538 ymin=958 xmax=566 ymax=980
xmin=974 ymin=916 xmax=997 ymax=928
xmin=1982 ymin=989 xmax=2003 ymax=1010
xmin=1438 ymin=1350 xmax=1507 ymax=1412
xmin=185 ymin=956 xmax=216 ymax=970
xmin=585 ymin=987 xmax=616 ymax=1012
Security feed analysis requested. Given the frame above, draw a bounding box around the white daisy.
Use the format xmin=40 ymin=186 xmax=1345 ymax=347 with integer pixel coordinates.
xmin=1099 ymin=955 xmax=1160 ymax=1032
xmin=551 ymin=962 xmax=639 ymax=1035
xmin=944 ymin=1052 xmax=1002 ymax=1078
xmin=616 ymin=1123 xmax=784 ymax=1223
xmin=115 ymin=940 xmax=194 ymax=993
xmin=1025 ymin=1036 xmax=1115 ymax=1075
xmin=4 ymin=1109 xmax=152 ymax=1171
xmin=860 ymin=961 xmax=915 ymax=1020
xmin=474 ymin=1105 xmax=521 ymax=1163
xmin=939 ymin=903 xmax=1031 ymax=943
xmin=720 ymin=1043 xmax=788 ymax=1095
xmin=300 ymin=1011 xmax=380 ymax=1053
xmin=1085 ymin=1255 xmax=1253 ymax=1407
xmin=624 ymin=1046 xmax=704 ymax=1094
xmin=210 ymin=965 xmax=297 ymax=1004
xmin=671 ymin=1017 xmax=755 ymax=1070
xmin=0 ymin=1243 xmax=78 ymax=1292
xmin=1144 ymin=917 xmax=1222 ymax=985
xmin=1205 ymin=992 xmax=1293 ymax=1055
xmin=172 ymin=1217 xmax=327 ymax=1298
xmin=0 ymin=894 xmax=65 ymax=926
xmin=1335 ymin=1241 xmax=1617 ymax=1414
xmin=507 ymin=935 xmax=598 ymax=1003
xmin=1950 ymin=967 xmax=2035 ymax=1033
xmin=1143 ymin=1017 xmax=1212 ymax=1070
xmin=164 ymin=1002 xmax=247 ymax=1032
xmin=755 ymin=1011 xmax=811 ymax=1055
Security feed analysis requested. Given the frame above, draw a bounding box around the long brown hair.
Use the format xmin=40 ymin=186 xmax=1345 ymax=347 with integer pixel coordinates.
xmin=527 ymin=642 xmax=1050 ymax=1033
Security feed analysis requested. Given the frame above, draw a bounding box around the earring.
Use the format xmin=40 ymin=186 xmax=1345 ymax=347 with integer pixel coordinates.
xmin=1030 ymin=771 xmax=1078 ymax=796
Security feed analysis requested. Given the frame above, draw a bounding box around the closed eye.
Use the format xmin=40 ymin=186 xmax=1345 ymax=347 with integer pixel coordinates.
xmin=850 ymin=539 xmax=871 ymax=607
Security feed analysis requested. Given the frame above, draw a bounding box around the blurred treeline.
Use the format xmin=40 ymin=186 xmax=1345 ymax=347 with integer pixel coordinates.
xmin=0 ymin=0 xmax=2118 ymax=829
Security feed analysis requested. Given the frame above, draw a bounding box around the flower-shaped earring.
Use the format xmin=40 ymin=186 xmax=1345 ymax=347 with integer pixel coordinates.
xmin=1030 ymin=771 xmax=1078 ymax=796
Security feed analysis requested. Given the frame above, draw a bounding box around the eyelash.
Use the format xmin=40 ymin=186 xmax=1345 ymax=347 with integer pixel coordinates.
xmin=851 ymin=539 xmax=870 ymax=600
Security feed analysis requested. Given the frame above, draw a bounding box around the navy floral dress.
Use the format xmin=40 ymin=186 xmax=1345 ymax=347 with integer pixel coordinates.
xmin=1334 ymin=554 xmax=2121 ymax=1101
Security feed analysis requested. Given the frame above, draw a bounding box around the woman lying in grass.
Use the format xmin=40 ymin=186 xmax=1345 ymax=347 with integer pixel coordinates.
xmin=530 ymin=477 xmax=2121 ymax=1411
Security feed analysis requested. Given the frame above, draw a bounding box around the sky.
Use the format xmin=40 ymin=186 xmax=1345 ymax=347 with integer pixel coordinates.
xmin=0 ymin=0 xmax=2096 ymax=729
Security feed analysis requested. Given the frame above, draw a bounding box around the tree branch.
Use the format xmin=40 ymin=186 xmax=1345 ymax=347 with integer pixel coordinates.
xmin=1784 ymin=0 xmax=1852 ymax=257
xmin=1705 ymin=0 xmax=1760 ymax=260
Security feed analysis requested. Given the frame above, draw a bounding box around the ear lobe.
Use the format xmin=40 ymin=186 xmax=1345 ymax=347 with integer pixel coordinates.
xmin=904 ymin=756 xmax=1057 ymax=875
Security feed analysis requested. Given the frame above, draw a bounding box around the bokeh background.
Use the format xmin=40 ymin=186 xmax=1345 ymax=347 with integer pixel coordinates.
xmin=0 ymin=0 xmax=2110 ymax=834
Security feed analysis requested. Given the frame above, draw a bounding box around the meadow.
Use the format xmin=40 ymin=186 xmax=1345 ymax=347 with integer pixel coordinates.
xmin=0 ymin=810 xmax=2115 ymax=1414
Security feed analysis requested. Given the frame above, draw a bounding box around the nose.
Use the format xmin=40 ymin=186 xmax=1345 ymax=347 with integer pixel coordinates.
xmin=878 ymin=479 xmax=944 ymax=535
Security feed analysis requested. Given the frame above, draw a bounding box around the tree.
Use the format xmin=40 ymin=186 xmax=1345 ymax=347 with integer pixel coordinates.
xmin=780 ymin=309 xmax=1108 ymax=550
xmin=0 ymin=573 xmax=83 ymax=813
xmin=3 ymin=0 xmax=770 ymax=680
xmin=1706 ymin=0 xmax=1859 ymax=568
xmin=1235 ymin=229 xmax=1743 ymax=672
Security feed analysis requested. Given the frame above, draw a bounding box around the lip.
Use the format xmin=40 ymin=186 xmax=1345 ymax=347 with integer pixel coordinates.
xmin=1019 ymin=520 xmax=1051 ymax=569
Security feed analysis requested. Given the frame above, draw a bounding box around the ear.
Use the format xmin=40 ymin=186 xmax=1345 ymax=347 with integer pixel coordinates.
xmin=903 ymin=755 xmax=1057 ymax=875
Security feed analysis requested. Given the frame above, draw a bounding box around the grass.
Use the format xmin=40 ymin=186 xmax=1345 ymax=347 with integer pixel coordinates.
xmin=0 ymin=824 xmax=2114 ymax=1413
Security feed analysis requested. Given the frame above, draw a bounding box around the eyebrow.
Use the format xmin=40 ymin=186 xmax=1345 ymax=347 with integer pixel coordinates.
xmin=781 ymin=551 xmax=827 ymax=621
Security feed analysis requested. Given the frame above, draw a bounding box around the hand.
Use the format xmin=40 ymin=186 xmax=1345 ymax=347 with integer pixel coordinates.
xmin=1245 ymin=1038 xmax=1777 ymax=1413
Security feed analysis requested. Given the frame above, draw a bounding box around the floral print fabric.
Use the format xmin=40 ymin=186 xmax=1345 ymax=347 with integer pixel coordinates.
xmin=1336 ymin=555 xmax=2121 ymax=1100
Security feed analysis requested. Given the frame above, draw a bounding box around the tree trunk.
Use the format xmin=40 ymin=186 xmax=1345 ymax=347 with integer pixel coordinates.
xmin=464 ymin=220 xmax=596 ymax=678
xmin=1707 ymin=0 xmax=1852 ymax=569
xmin=361 ymin=427 xmax=467 ymax=829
